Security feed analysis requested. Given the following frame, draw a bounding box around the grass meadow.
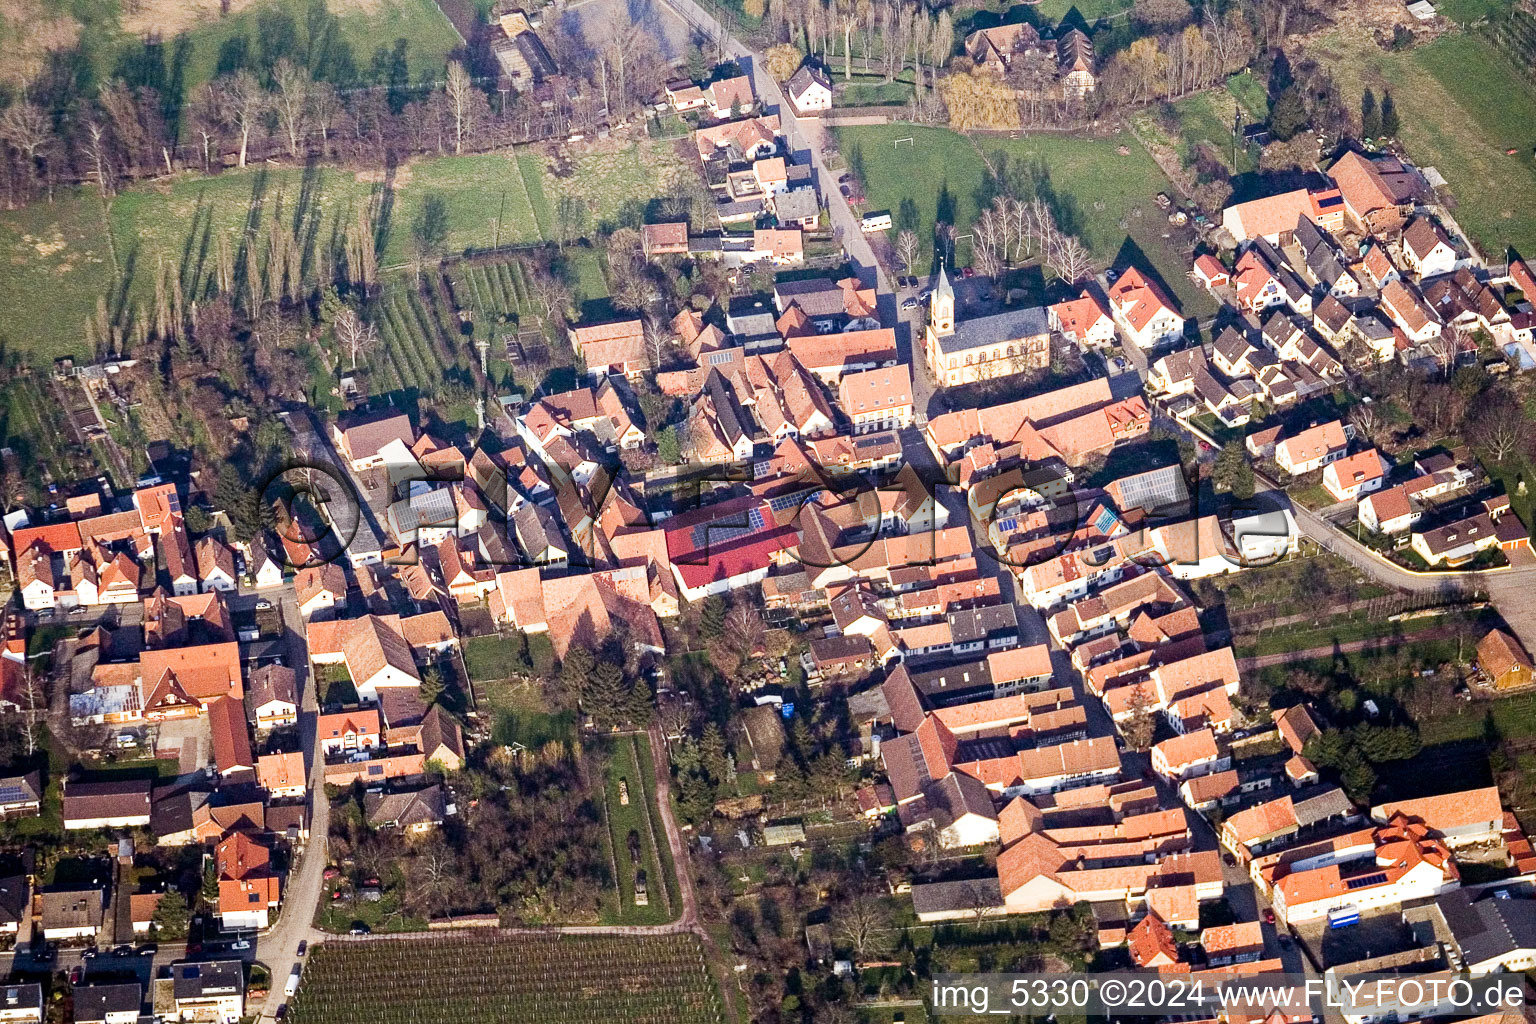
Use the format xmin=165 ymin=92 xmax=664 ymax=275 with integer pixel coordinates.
xmin=0 ymin=139 xmax=679 ymax=363
xmin=834 ymin=122 xmax=1214 ymax=314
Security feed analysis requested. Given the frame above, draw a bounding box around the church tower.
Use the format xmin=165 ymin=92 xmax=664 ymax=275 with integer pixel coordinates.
xmin=930 ymin=262 xmax=955 ymax=337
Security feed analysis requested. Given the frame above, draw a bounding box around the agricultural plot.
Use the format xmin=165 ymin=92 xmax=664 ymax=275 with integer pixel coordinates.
xmin=287 ymin=932 xmax=726 ymax=1024
xmin=601 ymin=734 xmax=679 ymax=925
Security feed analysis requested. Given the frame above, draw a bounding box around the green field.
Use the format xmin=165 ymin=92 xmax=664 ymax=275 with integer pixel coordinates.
xmin=0 ymin=139 xmax=678 ymax=363
xmin=288 ymin=933 xmax=726 ymax=1024
xmin=1310 ymin=28 xmax=1536 ymax=261
xmin=600 ymin=734 xmax=679 ymax=926
xmin=1169 ymin=91 xmax=1257 ymax=175
xmin=834 ymin=123 xmax=1213 ymax=313
xmin=1225 ymin=71 xmax=1270 ymax=120
xmin=1028 ymin=0 xmax=1134 ymax=23
xmin=96 ymin=0 xmax=460 ymax=108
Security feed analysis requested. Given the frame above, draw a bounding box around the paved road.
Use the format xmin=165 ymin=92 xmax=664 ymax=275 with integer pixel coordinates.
xmin=256 ymin=586 xmax=329 ymax=1020
xmin=658 ymin=0 xmax=885 ymax=293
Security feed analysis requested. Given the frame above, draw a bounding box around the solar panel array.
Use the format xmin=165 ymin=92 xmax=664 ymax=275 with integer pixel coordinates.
xmin=0 ymin=785 xmax=28 ymax=804
xmin=767 ymin=489 xmax=823 ymax=513
xmin=1344 ymin=872 xmax=1389 ymax=890
xmin=690 ymin=506 xmax=766 ymax=549
xmin=1115 ymin=466 xmax=1188 ymax=515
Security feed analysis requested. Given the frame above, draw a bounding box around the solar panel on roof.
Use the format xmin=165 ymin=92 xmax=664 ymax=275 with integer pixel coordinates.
xmin=0 ymin=786 xmax=27 ymax=803
xmin=1344 ymin=872 xmax=1388 ymax=890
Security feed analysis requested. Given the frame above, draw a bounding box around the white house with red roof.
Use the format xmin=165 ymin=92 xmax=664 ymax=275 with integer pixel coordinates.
xmin=1274 ymin=421 xmax=1348 ymax=476
xmin=1048 ymin=291 xmax=1116 ymax=347
xmin=1107 ymin=267 xmax=1185 ymax=349
xmin=1322 ymin=449 xmax=1390 ymax=502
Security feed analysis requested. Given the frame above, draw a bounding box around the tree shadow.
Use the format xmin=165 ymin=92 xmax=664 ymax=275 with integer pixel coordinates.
xmin=1109 ymin=235 xmax=1184 ymax=314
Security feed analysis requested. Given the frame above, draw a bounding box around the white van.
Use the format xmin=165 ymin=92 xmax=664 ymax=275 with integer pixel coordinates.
xmin=285 ymin=964 xmax=302 ymax=996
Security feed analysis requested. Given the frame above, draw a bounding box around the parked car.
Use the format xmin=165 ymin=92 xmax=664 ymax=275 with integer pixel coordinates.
xmin=1263 ymin=908 xmax=1276 ymax=924
xmin=900 ymin=298 xmax=920 ymax=311
xmin=348 ymin=923 xmax=370 ymax=936
xmin=231 ymin=939 xmax=251 ymax=951
xmin=69 ymin=966 xmax=83 ymax=985
xmin=296 ymin=940 xmax=307 ymax=957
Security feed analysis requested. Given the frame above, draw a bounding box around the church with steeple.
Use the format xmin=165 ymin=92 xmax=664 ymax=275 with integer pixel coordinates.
xmin=923 ymin=264 xmax=1052 ymax=387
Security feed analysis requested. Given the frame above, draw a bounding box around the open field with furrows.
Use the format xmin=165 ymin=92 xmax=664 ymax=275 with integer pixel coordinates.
xmin=0 ymin=139 xmax=678 ymax=363
xmin=287 ymin=933 xmax=726 ymax=1024
xmin=832 ymin=123 xmax=1215 ymax=314
xmin=1307 ymin=27 xmax=1536 ymax=260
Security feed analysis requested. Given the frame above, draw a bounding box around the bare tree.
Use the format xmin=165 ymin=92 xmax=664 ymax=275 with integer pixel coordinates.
xmin=1468 ymin=387 xmax=1533 ymax=465
xmin=309 ymin=82 xmax=342 ymax=159
xmin=0 ymin=100 xmax=55 ymax=195
xmin=445 ymin=60 xmax=475 ymax=156
xmin=895 ymin=228 xmax=919 ymax=273
xmin=186 ymin=84 xmax=223 ymax=173
xmin=723 ymin=601 xmax=767 ymax=666
xmin=218 ymin=71 xmax=267 ymax=169
xmin=271 ymin=59 xmax=311 ymax=158
xmin=972 ymin=208 xmax=1004 ymax=279
xmin=832 ymin=888 xmax=893 ymax=958
xmin=1122 ymin=682 xmax=1156 ymax=750
xmin=80 ymin=117 xmax=115 ymax=198
xmin=334 ymin=308 xmax=378 ymax=370
xmin=1048 ymin=233 xmax=1093 ymax=284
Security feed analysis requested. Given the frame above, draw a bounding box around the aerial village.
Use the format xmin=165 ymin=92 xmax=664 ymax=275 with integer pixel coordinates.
xmin=0 ymin=11 xmax=1535 ymax=1023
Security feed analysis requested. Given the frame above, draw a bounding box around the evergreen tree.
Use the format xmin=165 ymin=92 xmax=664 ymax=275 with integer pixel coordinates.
xmin=1360 ymin=88 xmax=1380 ymax=140
xmin=419 ymin=665 xmax=445 ymax=706
xmin=1267 ymin=86 xmax=1309 ymax=142
xmin=584 ymin=661 xmax=626 ymax=726
xmin=1339 ymin=750 xmax=1377 ymax=803
xmin=151 ymin=889 xmax=190 ymax=939
xmin=621 ymin=677 xmax=653 ymax=726
xmin=560 ymin=645 xmax=597 ymax=708
xmin=216 ymin=462 xmax=264 ymax=542
xmin=655 ymin=425 xmax=682 ymax=465
xmin=1214 ymin=440 xmax=1255 ymax=499
xmin=699 ymin=596 xmax=727 ymax=639
xmin=698 ymin=723 xmax=729 ymax=785
xmin=1380 ymin=91 xmax=1400 ymax=138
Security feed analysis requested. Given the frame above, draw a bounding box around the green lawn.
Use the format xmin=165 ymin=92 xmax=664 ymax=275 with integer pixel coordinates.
xmin=1029 ymin=0 xmax=1134 ymax=23
xmin=1170 ymin=91 xmax=1257 ymax=175
xmin=1437 ymin=0 xmax=1515 ymax=24
xmin=1226 ymin=71 xmax=1270 ymax=120
xmin=0 ymin=139 xmax=679 ymax=362
xmin=1310 ymin=28 xmax=1536 ymax=261
xmin=833 ymin=123 xmax=1213 ymax=313
xmin=835 ymin=79 xmax=914 ymax=106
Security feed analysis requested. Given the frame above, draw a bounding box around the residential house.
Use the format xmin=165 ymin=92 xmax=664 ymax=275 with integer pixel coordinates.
xmin=1322 ymin=449 xmax=1390 ymax=502
xmin=1401 ymin=216 xmax=1458 ymax=280
xmin=1411 ymin=510 xmax=1528 ymax=567
xmin=1048 ymin=291 xmax=1116 ymax=347
xmin=168 ymin=960 xmax=244 ymax=1024
xmin=194 ymin=537 xmax=236 ymax=593
xmin=838 ymin=364 xmax=914 ymax=433
xmin=705 ymin=75 xmax=754 ymax=118
xmin=294 ymin=563 xmax=347 ymax=619
xmin=365 ymin=784 xmax=447 ymax=833
xmin=1270 ymin=819 xmax=1458 ymax=925
xmin=1274 ymin=421 xmax=1348 ymax=476
xmin=72 ymin=984 xmax=141 ymax=1024
xmin=1151 ymin=728 xmax=1229 ymax=781
xmin=333 ymin=410 xmax=415 ymax=471
xmin=1108 ymin=267 xmax=1185 ymax=349
xmin=39 ymin=889 xmax=105 ymax=941
xmin=1477 ymin=628 xmax=1534 ymax=691
xmin=215 ymin=831 xmax=280 ymax=930
xmin=785 ymin=64 xmax=833 ymax=115
xmin=246 ymin=535 xmax=284 ymax=588
xmin=1193 ymin=253 xmax=1230 ymax=290
xmin=0 ymin=773 xmax=40 ymax=819
xmin=257 ymin=751 xmax=306 ymax=799
xmin=640 ymin=222 xmax=688 ymax=257
xmin=246 ymin=664 xmax=298 ymax=731
xmin=570 ymin=319 xmax=648 ymax=380
xmin=1220 ymin=187 xmax=1345 ymax=244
